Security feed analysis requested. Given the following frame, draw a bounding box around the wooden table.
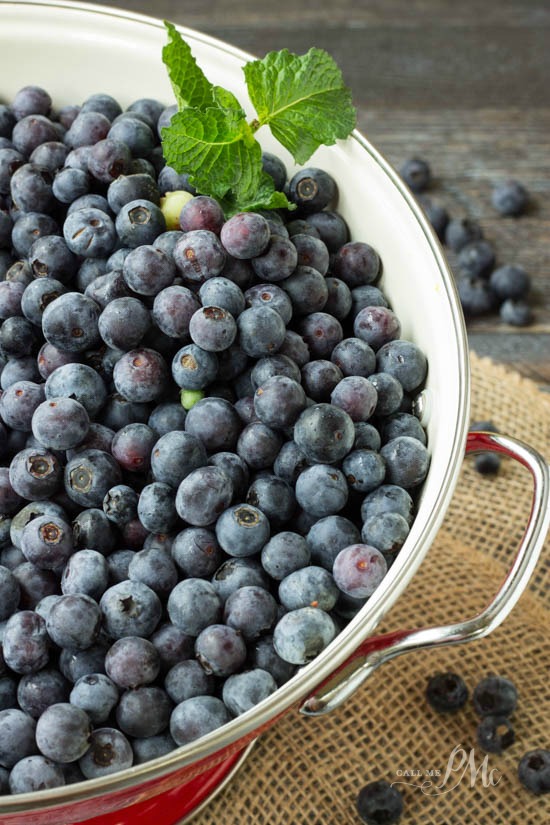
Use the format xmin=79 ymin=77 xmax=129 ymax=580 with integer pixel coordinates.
xmin=99 ymin=0 xmax=550 ymax=391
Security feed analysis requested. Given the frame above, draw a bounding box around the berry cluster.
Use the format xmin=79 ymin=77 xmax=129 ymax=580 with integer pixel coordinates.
xmin=400 ymin=157 xmax=534 ymax=326
xmin=356 ymin=671 xmax=548 ymax=824
xmin=0 ymin=86 xmax=431 ymax=794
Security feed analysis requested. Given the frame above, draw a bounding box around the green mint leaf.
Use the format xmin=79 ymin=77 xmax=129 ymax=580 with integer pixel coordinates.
xmin=220 ymin=173 xmax=294 ymax=216
xmin=244 ymin=47 xmax=356 ymax=165
xmin=162 ymin=21 xmax=214 ymax=110
xmin=161 ymin=105 xmax=262 ymax=201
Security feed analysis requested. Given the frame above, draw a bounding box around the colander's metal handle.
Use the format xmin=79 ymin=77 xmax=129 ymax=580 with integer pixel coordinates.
xmin=300 ymin=431 xmax=550 ymax=717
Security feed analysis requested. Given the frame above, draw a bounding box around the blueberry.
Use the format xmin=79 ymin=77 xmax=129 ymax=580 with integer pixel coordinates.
xmin=354 ymin=306 xmax=401 ymax=351
xmin=425 ymin=671 xmax=469 ymax=713
xmin=332 ymin=543 xmax=388 ymax=598
xmin=518 ymin=749 xmax=550 ymax=795
xmin=0 ymin=281 xmax=25 ymax=321
xmin=195 ymin=624 xmax=247 ymax=677
xmin=331 ymin=337 xmax=376 ymax=378
xmin=306 ymin=515 xmax=361 ymax=572
xmin=147 ymin=403 xmax=187 ymax=437
xmin=42 ymin=291 xmax=101 ymax=352
xmin=261 ymin=152 xmax=287 ymax=190
xmin=149 ymin=621 xmax=195 ymax=672
xmin=273 ymin=440 xmax=309 ymax=486
xmin=444 ymin=217 xmax=483 ymax=252
xmin=331 ymin=376 xmax=378 ymax=422
xmin=11 ymin=85 xmax=52 ymax=120
xmin=32 ymin=397 xmax=90 ymax=451
xmin=236 ymin=422 xmax=283 ymax=470
xmin=164 ymin=660 xmax=216 ymax=705
xmin=343 ymin=449 xmax=386 ymax=494
xmin=171 ymin=527 xmax=223 ymax=579
xmin=72 ymin=508 xmax=116 ymax=555
xmin=246 ymin=473 xmax=296 ymax=527
xmin=20 ymin=513 xmax=73 ymax=570
xmin=295 ymin=464 xmax=348 ymax=517
xmin=122 ymin=244 xmax=175 ymax=296
xmin=288 ymin=167 xmax=337 ymax=213
xmin=11 ymin=212 xmax=60 ymax=258
xmin=472 ymin=674 xmax=518 ymax=717
xmin=137 ymin=482 xmax=178 ymax=534
xmin=499 ymin=298 xmax=533 ymax=327
xmin=46 ymin=593 xmax=101 ymax=651
xmin=457 ymin=239 xmax=496 ymax=279
xmin=151 ymin=430 xmax=207 ymax=489
xmin=189 ymin=305 xmax=237 ymax=352
xmin=0 ymin=316 xmax=36 ymax=358
xmin=260 ymin=532 xmax=310 ymax=581
xmin=416 ymin=194 xmax=449 ymax=240
xmin=253 ymin=374 xmax=307 ymax=430
xmin=457 ymin=276 xmax=497 ymax=317
xmin=304 ymin=210 xmax=349 ymax=251
xmin=0 ymin=565 xmax=20 ymax=620
xmin=222 ymin=668 xmax=278 ymax=717
xmin=176 ymin=466 xmax=233 ymax=526
xmin=491 ymin=179 xmax=528 ymax=216
xmin=237 ymin=305 xmax=286 ymax=358
xmin=356 ymin=779 xmax=404 ymax=825
xmin=104 ymin=636 xmax=160 ymax=689
xmin=211 ymin=557 xmax=270 ymax=603
xmin=400 ymin=156 xmax=431 ymax=192
xmin=476 ymin=715 xmax=515 ymax=754
xmin=0 ymin=380 xmax=45 ymax=432
xmin=179 ymin=195 xmax=224 ymax=234
xmin=251 ymin=354 xmax=301 ymax=390
xmin=0 ymin=708 xmax=37 ymax=769
xmin=273 ymin=606 xmax=336 ymax=665
xmin=113 ymin=348 xmax=169 ymax=403
xmin=167 ymin=578 xmax=222 ymax=636
xmin=249 ymin=635 xmax=297 ymax=687
xmin=489 ymin=264 xmax=530 ymax=302
xmin=9 ymin=447 xmax=62 ymax=500
xmin=368 ymin=373 xmax=404 ymax=417
xmin=279 ymin=565 xmax=339 ymax=612
xmin=375 ymin=339 xmax=428 ymax=393
xmin=17 ymin=668 xmax=70 ymax=718
xmin=173 ymin=229 xmax=226 ymax=283
xmin=208 ymin=452 xmax=250 ymax=499
xmin=295 ymin=403 xmax=355 ymax=464
xmin=99 ymin=580 xmax=162 ymax=639
xmin=9 ymin=755 xmax=65 ymax=794
xmin=115 ymin=198 xmax=166 ymax=247
xmin=170 ymin=695 xmax=230 ymax=746
xmin=360 ymin=485 xmax=414 ymax=526
xmin=116 ymin=686 xmax=172 ymax=738
xmin=61 ymin=549 xmax=109 ymax=601
xmin=64 ymin=449 xmax=122 ymax=508
xmin=380 ymin=412 xmax=426 ymax=446
xmin=78 ymin=727 xmax=133 ymax=779
xmin=2 ymin=609 xmax=50 ymax=674
xmin=324 ymin=276 xmax=353 ymax=320
xmin=131 ymin=732 xmax=177 ymax=765
xmin=107 ymin=173 xmax=160 ymax=214
xmin=10 ymin=163 xmax=55 ymax=214
xmin=250 ymin=235 xmax=299 ymax=282
xmin=88 ymin=137 xmax=132 ymax=184
xmin=172 ymin=343 xmax=218 ymax=390
xmin=215 ymin=503 xmax=271 ymax=558
xmin=35 ymin=702 xmax=92 ymax=763
xmin=281 ymin=265 xmax=328 ymax=315
xmin=331 ymin=241 xmax=380 ymax=288
xmin=301 ymin=359 xmax=343 ymax=401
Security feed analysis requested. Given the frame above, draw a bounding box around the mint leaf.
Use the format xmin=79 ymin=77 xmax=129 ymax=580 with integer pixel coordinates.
xmin=220 ymin=173 xmax=294 ymax=216
xmin=161 ymin=105 xmax=261 ymax=201
xmin=162 ymin=21 xmax=214 ymax=110
xmin=244 ymin=48 xmax=356 ymax=165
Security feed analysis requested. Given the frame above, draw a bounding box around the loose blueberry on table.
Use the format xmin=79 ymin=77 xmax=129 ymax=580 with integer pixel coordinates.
xmin=0 ymin=25 xmax=434 ymax=799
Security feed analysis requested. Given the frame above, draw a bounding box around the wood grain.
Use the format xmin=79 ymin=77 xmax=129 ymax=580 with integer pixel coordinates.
xmin=85 ymin=0 xmax=550 ymax=389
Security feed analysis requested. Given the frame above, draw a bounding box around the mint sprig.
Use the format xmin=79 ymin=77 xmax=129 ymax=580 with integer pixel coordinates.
xmin=161 ymin=22 xmax=356 ymax=215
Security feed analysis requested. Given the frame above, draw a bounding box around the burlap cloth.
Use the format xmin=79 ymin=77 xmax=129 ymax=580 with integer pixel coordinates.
xmin=196 ymin=352 xmax=550 ymax=825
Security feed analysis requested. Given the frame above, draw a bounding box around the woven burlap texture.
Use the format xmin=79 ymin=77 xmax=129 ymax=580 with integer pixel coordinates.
xmin=196 ymin=353 xmax=550 ymax=825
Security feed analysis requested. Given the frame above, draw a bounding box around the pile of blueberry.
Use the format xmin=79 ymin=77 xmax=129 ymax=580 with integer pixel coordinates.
xmin=0 ymin=85 xmax=430 ymax=794
xmin=400 ymin=157 xmax=534 ymax=326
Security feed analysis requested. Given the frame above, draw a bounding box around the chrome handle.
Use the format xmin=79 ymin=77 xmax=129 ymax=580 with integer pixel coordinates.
xmin=300 ymin=431 xmax=550 ymax=716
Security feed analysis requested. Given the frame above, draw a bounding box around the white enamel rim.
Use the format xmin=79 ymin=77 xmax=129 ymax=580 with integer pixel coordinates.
xmin=0 ymin=0 xmax=470 ymax=816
